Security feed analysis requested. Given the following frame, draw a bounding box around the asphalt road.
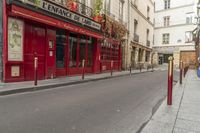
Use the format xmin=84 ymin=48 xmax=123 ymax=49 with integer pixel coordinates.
xmin=0 ymin=70 xmax=178 ymax=133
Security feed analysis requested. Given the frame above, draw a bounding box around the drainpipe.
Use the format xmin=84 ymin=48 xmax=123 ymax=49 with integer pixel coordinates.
xmin=125 ymin=0 xmax=130 ymax=70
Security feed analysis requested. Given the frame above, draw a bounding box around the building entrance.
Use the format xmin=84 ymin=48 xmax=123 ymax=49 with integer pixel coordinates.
xmin=24 ymin=24 xmax=46 ymax=81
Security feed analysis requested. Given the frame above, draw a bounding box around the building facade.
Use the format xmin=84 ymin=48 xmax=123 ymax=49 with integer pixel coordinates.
xmin=1 ymin=0 xmax=128 ymax=82
xmin=154 ymin=0 xmax=198 ymax=67
xmin=123 ymin=0 xmax=154 ymax=69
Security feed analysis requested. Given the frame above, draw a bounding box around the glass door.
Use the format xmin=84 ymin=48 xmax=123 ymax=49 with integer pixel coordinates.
xmin=56 ymin=29 xmax=67 ymax=76
xmin=79 ymin=35 xmax=87 ymax=67
xmin=69 ymin=33 xmax=78 ymax=68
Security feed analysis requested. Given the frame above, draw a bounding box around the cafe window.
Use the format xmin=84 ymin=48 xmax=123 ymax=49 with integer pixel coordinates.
xmin=56 ymin=29 xmax=66 ymax=68
xmin=69 ymin=33 xmax=78 ymax=68
xmin=111 ymin=44 xmax=119 ymax=61
xmin=87 ymin=37 xmax=94 ymax=67
xmin=79 ymin=35 xmax=87 ymax=67
xmin=101 ymin=42 xmax=119 ymax=61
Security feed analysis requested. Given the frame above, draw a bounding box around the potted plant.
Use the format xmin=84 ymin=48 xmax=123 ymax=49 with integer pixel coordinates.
xmin=66 ymin=0 xmax=78 ymax=12
xmin=93 ymin=0 xmax=103 ymax=22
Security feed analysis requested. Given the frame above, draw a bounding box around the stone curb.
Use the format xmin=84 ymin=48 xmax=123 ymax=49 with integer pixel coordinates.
xmin=140 ymin=71 xmax=188 ymax=133
xmin=0 ymin=70 xmax=154 ymax=96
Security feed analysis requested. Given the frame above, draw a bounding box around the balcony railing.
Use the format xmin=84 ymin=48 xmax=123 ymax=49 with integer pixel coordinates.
xmin=75 ymin=1 xmax=93 ymax=18
xmin=133 ymin=33 xmax=139 ymax=42
xmin=48 ymin=0 xmax=93 ymax=19
xmin=147 ymin=40 xmax=150 ymax=47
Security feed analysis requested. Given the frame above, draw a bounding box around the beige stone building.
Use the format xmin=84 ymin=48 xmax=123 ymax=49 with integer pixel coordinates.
xmin=122 ymin=0 xmax=155 ymax=69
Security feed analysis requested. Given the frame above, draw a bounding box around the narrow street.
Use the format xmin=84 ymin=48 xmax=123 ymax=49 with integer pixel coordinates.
xmin=0 ymin=70 xmax=178 ymax=133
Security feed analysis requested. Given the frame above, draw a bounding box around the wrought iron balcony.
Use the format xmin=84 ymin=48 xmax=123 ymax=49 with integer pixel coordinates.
xmin=48 ymin=0 xmax=94 ymax=19
xmin=147 ymin=40 xmax=150 ymax=47
xmin=75 ymin=1 xmax=93 ymax=18
xmin=133 ymin=33 xmax=139 ymax=42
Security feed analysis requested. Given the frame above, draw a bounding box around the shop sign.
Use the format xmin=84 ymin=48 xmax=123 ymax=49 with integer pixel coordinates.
xmin=11 ymin=66 xmax=20 ymax=77
xmin=8 ymin=18 xmax=24 ymax=61
xmin=16 ymin=0 xmax=101 ymax=31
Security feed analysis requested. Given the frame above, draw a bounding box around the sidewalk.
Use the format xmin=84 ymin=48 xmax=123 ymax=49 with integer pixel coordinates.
xmin=0 ymin=69 xmax=153 ymax=96
xmin=141 ymin=70 xmax=200 ymax=133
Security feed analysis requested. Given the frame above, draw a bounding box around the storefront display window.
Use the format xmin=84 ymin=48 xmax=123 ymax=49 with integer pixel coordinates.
xmin=56 ymin=29 xmax=66 ymax=68
xmin=101 ymin=41 xmax=119 ymax=61
xmin=69 ymin=33 xmax=78 ymax=68
xmin=79 ymin=35 xmax=87 ymax=67
xmin=87 ymin=37 xmax=94 ymax=67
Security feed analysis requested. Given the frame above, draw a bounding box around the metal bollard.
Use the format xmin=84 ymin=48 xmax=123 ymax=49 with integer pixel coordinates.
xmin=167 ymin=56 xmax=174 ymax=105
xmin=111 ymin=60 xmax=113 ymax=76
xmin=130 ymin=65 xmax=132 ymax=76
xmin=183 ymin=63 xmax=186 ymax=78
xmin=34 ymin=56 xmax=38 ymax=86
xmin=180 ymin=61 xmax=183 ymax=85
xmin=100 ymin=62 xmax=102 ymax=73
xmin=82 ymin=59 xmax=85 ymax=80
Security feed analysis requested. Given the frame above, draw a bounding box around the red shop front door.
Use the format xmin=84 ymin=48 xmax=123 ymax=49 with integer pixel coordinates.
xmin=24 ymin=24 xmax=46 ymax=81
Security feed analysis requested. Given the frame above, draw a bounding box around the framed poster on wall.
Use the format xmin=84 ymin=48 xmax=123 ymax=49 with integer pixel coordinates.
xmin=8 ymin=17 xmax=24 ymax=61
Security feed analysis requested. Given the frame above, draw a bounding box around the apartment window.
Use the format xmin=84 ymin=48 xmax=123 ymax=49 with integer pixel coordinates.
xmin=133 ymin=20 xmax=139 ymax=42
xmin=164 ymin=16 xmax=170 ymax=26
xmin=146 ymin=29 xmax=150 ymax=47
xmin=134 ymin=19 xmax=138 ymax=34
xmin=147 ymin=6 xmax=150 ymax=20
xmin=162 ymin=33 xmax=170 ymax=44
xmin=186 ymin=12 xmax=193 ymax=24
xmin=78 ymin=0 xmax=86 ymax=4
xmin=91 ymin=0 xmax=95 ymax=9
xmin=185 ymin=31 xmax=193 ymax=43
xmin=164 ymin=0 xmax=170 ymax=9
xmin=104 ymin=0 xmax=111 ymax=13
xmin=119 ymin=0 xmax=124 ymax=21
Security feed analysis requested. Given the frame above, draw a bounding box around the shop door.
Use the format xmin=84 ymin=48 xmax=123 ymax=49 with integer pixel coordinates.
xmin=56 ymin=29 xmax=67 ymax=76
xmin=68 ymin=34 xmax=94 ymax=75
xmin=24 ymin=24 xmax=46 ymax=81
xmin=46 ymin=29 xmax=56 ymax=79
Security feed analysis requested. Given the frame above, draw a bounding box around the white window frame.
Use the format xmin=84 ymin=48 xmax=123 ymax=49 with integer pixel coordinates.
xmin=164 ymin=0 xmax=170 ymax=9
xmin=162 ymin=33 xmax=170 ymax=44
xmin=163 ymin=16 xmax=170 ymax=27
xmin=119 ymin=0 xmax=124 ymax=21
xmin=185 ymin=31 xmax=193 ymax=43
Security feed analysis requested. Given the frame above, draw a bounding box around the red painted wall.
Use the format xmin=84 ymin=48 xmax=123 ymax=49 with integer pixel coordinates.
xmin=3 ymin=3 xmax=122 ymax=82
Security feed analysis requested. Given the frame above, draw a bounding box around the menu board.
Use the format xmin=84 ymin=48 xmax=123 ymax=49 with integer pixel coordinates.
xmin=8 ymin=18 xmax=24 ymax=61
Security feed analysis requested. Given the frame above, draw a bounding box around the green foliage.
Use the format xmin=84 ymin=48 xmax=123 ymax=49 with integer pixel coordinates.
xmin=94 ymin=0 xmax=103 ymax=16
xmin=34 ymin=0 xmax=41 ymax=6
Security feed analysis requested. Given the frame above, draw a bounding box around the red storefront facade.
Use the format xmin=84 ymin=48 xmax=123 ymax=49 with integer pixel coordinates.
xmin=2 ymin=0 xmax=122 ymax=82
